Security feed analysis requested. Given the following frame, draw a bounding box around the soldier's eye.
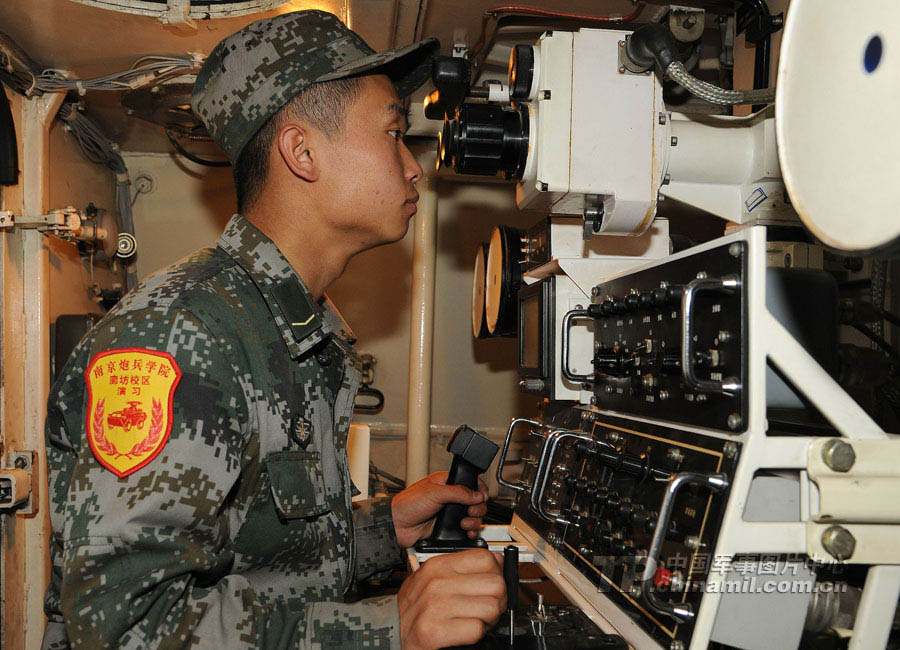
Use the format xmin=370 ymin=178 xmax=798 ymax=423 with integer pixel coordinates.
xmin=389 ymin=130 xmax=403 ymax=141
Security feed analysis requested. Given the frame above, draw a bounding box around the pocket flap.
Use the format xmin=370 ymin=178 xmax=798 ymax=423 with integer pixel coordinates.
xmin=266 ymin=451 xmax=330 ymax=519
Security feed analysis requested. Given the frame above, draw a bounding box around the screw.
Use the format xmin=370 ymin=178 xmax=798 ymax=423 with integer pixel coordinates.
xmin=670 ymin=641 xmax=685 ymax=650
xmin=659 ymin=112 xmax=667 ymax=125
xmin=684 ymin=535 xmax=702 ymax=551
xmin=590 ymin=396 xmax=598 ymax=405
xmin=608 ymin=431 xmax=623 ymax=444
xmin=13 ymin=456 xmax=27 ymax=469
xmin=667 ymin=447 xmax=684 ymax=464
xmin=727 ymin=413 xmax=743 ymax=430
xmin=723 ymin=441 xmax=738 ymax=458
xmin=696 ymin=393 xmax=708 ymax=403
xmin=718 ymin=330 xmax=731 ymax=344
xmin=541 ymin=90 xmax=551 ymax=100
xmin=659 ymin=389 xmax=669 ymax=401
xmin=630 ymin=584 xmax=642 ymax=598
xmin=822 ymin=439 xmax=856 ymax=472
xmin=592 ymin=286 xmax=601 ymax=297
xmin=729 ymin=242 xmax=742 ymax=258
xmin=821 ymin=526 xmax=856 ymax=561
xmin=618 ymin=40 xmax=625 ymax=46
xmin=784 ymin=253 xmax=792 ymax=268
xmin=540 ymin=182 xmax=548 ymax=192
xmin=619 ymin=65 xmax=626 ymax=73
xmin=696 ymin=271 xmax=708 ymax=279
xmin=604 ymin=385 xmax=613 ymax=394
xmin=671 ymin=136 xmax=678 ymax=146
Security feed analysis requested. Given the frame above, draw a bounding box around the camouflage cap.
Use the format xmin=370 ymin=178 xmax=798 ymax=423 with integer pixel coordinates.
xmin=191 ymin=10 xmax=440 ymax=164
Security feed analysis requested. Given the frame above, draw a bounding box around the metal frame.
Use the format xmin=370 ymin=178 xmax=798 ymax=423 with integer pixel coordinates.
xmin=500 ymin=226 xmax=899 ymax=650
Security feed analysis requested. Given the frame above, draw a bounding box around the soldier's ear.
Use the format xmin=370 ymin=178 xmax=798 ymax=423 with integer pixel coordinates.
xmin=276 ymin=122 xmax=319 ymax=183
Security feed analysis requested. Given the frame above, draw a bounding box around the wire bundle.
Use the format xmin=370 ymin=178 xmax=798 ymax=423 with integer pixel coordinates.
xmin=36 ymin=55 xmax=202 ymax=95
xmin=58 ymin=103 xmax=138 ymax=289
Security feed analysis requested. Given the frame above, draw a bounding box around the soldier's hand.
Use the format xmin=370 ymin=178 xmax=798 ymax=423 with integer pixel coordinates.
xmin=391 ymin=471 xmax=489 ymax=548
xmin=398 ymin=549 xmax=506 ymax=650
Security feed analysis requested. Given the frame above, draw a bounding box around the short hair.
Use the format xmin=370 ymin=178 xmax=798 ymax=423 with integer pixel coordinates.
xmin=233 ymin=76 xmax=364 ymax=213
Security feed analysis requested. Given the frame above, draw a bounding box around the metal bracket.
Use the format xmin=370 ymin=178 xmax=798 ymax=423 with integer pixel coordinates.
xmin=0 ymin=451 xmax=35 ymax=514
xmin=161 ymin=0 xmax=197 ymax=31
xmin=806 ymin=438 xmax=900 ymax=563
xmin=0 ymin=206 xmax=107 ymax=243
xmin=669 ymin=6 xmax=706 ymax=42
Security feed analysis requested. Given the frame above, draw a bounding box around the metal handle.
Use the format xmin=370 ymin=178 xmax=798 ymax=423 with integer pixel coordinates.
xmin=641 ymin=471 xmax=729 ymax=623
xmin=562 ymin=308 xmax=594 ymax=383
xmin=528 ymin=429 xmax=574 ymax=516
xmin=681 ymin=275 xmax=741 ymax=395
xmin=531 ymin=431 xmax=605 ymax=525
xmin=496 ymin=418 xmax=544 ymax=492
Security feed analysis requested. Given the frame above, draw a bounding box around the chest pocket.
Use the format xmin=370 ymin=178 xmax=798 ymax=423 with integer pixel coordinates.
xmin=266 ymin=450 xmax=330 ymax=519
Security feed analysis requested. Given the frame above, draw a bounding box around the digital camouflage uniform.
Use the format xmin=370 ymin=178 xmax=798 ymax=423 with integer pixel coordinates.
xmin=42 ymin=9 xmax=440 ymax=649
xmin=42 ymin=215 xmax=408 ymax=649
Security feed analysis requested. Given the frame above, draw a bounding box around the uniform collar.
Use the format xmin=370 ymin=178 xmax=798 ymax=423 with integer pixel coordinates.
xmin=217 ymin=214 xmax=356 ymax=358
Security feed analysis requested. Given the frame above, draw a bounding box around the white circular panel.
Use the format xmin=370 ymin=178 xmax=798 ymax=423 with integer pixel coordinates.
xmin=776 ymin=0 xmax=900 ymax=252
xmin=485 ymin=227 xmax=504 ymax=334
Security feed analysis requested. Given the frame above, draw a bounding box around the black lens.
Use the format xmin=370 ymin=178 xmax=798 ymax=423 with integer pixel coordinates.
xmin=438 ymin=103 xmax=529 ymax=180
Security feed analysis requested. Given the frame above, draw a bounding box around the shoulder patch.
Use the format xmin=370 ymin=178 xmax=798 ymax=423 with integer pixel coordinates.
xmin=84 ymin=348 xmax=182 ymax=478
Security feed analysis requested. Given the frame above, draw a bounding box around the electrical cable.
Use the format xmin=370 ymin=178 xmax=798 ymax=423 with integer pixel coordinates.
xmin=666 ymin=60 xmax=776 ymax=105
xmin=879 ymin=307 xmax=900 ymax=330
xmin=470 ymin=3 xmax=645 ymax=62
xmin=34 ymin=55 xmax=202 ymax=95
xmin=853 ymin=322 xmax=900 ymax=364
xmin=58 ymin=102 xmax=139 ymax=290
xmin=165 ymin=128 xmax=230 ymax=167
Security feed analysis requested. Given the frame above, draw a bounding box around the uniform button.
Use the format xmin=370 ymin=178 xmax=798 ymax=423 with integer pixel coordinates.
xmin=316 ymin=353 xmax=331 ymax=366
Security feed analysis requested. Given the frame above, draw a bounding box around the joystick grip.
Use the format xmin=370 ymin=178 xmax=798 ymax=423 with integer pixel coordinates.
xmin=416 ymin=425 xmax=499 ymax=552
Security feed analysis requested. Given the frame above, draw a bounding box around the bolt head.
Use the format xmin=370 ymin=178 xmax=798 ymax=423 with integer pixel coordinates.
xmin=729 ymin=242 xmax=742 ymax=258
xmin=723 ymin=442 xmax=738 ymax=458
xmin=822 ymin=439 xmax=855 ymax=472
xmin=727 ymin=413 xmax=743 ymax=430
xmin=821 ymin=525 xmax=856 ymax=561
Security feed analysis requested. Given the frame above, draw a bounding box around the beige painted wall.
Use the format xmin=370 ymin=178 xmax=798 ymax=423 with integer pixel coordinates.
xmin=1 ymin=90 xmax=123 ymax=650
xmin=123 ymin=149 xmax=538 ymax=481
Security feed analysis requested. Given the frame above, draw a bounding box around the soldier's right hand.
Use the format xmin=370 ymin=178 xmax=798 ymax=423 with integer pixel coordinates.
xmin=398 ymin=548 xmax=506 ymax=650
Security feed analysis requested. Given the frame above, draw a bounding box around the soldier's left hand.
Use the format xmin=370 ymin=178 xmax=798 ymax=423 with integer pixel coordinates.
xmin=391 ymin=471 xmax=489 ymax=548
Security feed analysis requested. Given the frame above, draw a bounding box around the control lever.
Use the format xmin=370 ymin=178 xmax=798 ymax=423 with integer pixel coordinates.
xmin=415 ymin=425 xmax=499 ymax=553
xmin=504 ymin=544 xmax=519 ymax=644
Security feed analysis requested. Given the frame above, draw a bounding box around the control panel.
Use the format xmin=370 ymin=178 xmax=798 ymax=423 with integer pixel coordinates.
xmin=498 ymin=408 xmax=739 ymax=650
xmin=564 ymin=241 xmax=748 ymax=432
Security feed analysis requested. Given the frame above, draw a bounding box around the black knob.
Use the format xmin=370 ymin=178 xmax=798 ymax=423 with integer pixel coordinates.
xmin=600 ymin=298 xmax=615 ymax=316
xmin=625 ymin=293 xmax=641 ymax=310
xmin=612 ymin=298 xmax=629 ymax=314
xmin=639 ymin=290 xmax=655 ymax=308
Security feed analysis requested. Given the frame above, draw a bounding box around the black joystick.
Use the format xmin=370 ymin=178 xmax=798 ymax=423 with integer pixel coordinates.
xmin=415 ymin=425 xmax=499 ymax=553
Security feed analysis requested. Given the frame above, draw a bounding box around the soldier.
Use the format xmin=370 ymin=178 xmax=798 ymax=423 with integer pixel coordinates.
xmin=42 ymin=10 xmax=506 ymax=650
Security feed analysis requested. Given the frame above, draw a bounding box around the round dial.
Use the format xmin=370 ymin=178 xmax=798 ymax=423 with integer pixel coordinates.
xmin=472 ymin=243 xmax=490 ymax=339
xmin=485 ymin=225 xmax=525 ymax=336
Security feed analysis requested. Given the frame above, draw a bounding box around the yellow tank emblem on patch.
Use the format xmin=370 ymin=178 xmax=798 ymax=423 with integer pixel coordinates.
xmin=84 ymin=348 xmax=182 ymax=478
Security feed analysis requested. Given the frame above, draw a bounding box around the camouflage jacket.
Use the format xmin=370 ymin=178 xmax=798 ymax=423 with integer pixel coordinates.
xmin=42 ymin=214 xmax=406 ymax=649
